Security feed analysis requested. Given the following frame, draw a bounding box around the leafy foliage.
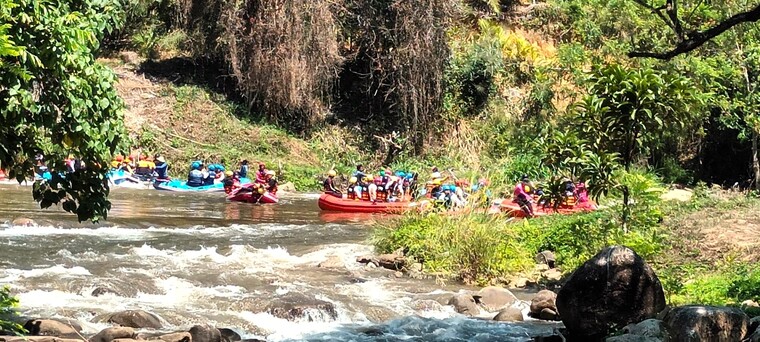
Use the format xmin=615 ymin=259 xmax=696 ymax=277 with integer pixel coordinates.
xmin=0 ymin=0 xmax=128 ymax=222
xmin=0 ymin=286 xmax=24 ymax=335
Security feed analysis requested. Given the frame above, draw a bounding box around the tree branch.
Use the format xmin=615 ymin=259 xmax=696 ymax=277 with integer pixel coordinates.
xmin=665 ymin=0 xmax=684 ymax=40
xmin=629 ymin=3 xmax=760 ymax=59
xmin=631 ymin=0 xmax=675 ymax=31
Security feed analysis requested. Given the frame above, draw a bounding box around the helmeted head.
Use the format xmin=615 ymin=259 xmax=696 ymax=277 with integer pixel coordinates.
xmin=209 ymin=165 xmax=217 ymax=172
xmin=259 ymin=162 xmax=266 ymax=170
xmin=431 ymin=171 xmax=442 ymax=179
xmin=191 ymin=161 xmax=201 ymax=170
xmin=156 ymin=156 xmax=166 ymax=163
xmin=328 ymin=170 xmax=337 ymax=177
xmin=116 ymin=155 xmax=124 ymax=162
xmin=521 ymin=174 xmax=529 ymax=183
xmin=225 ymin=171 xmax=233 ymax=177
xmin=397 ymin=171 xmax=406 ymax=178
xmin=380 ymin=170 xmax=386 ymax=177
xmin=443 ymin=185 xmax=452 ymax=192
xmin=349 ymin=176 xmax=358 ymax=184
xmin=265 ymin=170 xmax=276 ymax=178
xmin=124 ymin=158 xmax=132 ymax=164
xmin=406 ymin=174 xmax=413 ymax=180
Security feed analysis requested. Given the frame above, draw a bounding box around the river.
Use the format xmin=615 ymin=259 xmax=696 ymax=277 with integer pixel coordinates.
xmin=0 ymin=184 xmax=560 ymax=341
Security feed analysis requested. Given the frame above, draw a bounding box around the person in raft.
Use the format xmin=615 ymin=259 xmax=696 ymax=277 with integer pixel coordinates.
xmin=514 ymin=175 xmax=535 ymax=217
xmin=239 ymin=160 xmax=249 ymax=179
xmin=153 ymin=155 xmax=169 ymax=181
xmin=223 ymin=171 xmax=242 ymax=194
xmin=323 ymin=170 xmax=342 ymax=198
xmin=265 ymin=170 xmax=278 ymax=195
xmin=254 ymin=162 xmax=269 ymax=184
xmin=187 ymin=161 xmax=204 ymax=187
xmin=352 ymin=164 xmax=367 ymax=199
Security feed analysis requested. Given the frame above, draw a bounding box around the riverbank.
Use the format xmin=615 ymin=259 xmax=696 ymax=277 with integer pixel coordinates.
xmin=372 ymin=185 xmax=760 ymax=316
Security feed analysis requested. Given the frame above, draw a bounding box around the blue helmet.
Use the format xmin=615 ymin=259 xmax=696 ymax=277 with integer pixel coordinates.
xmin=209 ymin=165 xmax=217 ymax=172
xmin=406 ymin=174 xmax=414 ymax=179
xmin=215 ymin=164 xmax=225 ymax=172
xmin=191 ymin=161 xmax=201 ymax=170
xmin=397 ymin=171 xmax=406 ymax=178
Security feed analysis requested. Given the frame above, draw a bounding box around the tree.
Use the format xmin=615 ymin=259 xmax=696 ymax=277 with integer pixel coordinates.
xmin=1 ymin=0 xmax=128 ymax=222
xmin=628 ymin=0 xmax=760 ymax=59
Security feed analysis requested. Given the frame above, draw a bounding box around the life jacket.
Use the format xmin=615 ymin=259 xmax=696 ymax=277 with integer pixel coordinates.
xmin=135 ymin=160 xmax=153 ymax=175
xmin=154 ymin=162 xmax=168 ymax=179
xmin=268 ymin=178 xmax=278 ymax=195
xmin=187 ymin=169 xmax=204 ymax=187
xmin=323 ymin=178 xmax=337 ymax=193
xmin=204 ymin=171 xmax=216 ymax=185
xmin=239 ymin=165 xmax=249 ymax=178
xmin=347 ymin=185 xmax=356 ymax=199
xmin=111 ymin=160 xmax=120 ymax=169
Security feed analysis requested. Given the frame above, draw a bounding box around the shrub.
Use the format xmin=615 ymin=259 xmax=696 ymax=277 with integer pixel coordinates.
xmin=0 ymin=287 xmax=23 ymax=335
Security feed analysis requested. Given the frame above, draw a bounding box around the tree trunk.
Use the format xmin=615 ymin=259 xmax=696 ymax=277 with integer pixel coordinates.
xmin=753 ymin=130 xmax=760 ymax=190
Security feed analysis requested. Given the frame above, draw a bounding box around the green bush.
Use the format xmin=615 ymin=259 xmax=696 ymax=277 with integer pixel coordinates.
xmin=665 ymin=265 xmax=760 ymax=307
xmin=0 ymin=286 xmax=23 ymax=335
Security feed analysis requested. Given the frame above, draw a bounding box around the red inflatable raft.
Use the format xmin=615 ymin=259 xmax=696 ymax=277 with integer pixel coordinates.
xmin=498 ymin=198 xmax=598 ymax=218
xmin=318 ymin=194 xmax=418 ymax=214
xmin=227 ymin=188 xmax=279 ymax=204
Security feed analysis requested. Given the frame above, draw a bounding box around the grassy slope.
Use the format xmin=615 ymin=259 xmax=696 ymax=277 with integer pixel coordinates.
xmin=106 ymin=57 xmax=328 ymax=191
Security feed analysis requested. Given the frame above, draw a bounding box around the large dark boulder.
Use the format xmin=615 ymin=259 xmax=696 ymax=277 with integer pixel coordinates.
xmin=188 ymin=325 xmax=221 ymax=342
xmin=89 ymin=327 xmax=136 ymax=342
xmin=663 ymin=305 xmax=749 ymax=341
xmin=264 ymin=293 xmax=338 ymax=322
xmin=106 ymin=310 xmax=162 ymax=329
xmin=556 ymin=246 xmax=666 ymax=339
xmin=218 ymin=328 xmax=240 ymax=342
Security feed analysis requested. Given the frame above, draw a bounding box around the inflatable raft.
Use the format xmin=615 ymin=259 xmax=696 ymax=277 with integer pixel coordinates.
xmin=227 ymin=186 xmax=279 ymax=204
xmin=498 ymin=198 xmax=598 ymax=218
xmin=154 ymin=178 xmax=251 ymax=192
xmin=317 ymin=194 xmax=417 ymax=214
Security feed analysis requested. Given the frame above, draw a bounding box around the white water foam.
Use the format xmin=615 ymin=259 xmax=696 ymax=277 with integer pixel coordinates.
xmin=0 ymin=223 xmax=306 ymax=239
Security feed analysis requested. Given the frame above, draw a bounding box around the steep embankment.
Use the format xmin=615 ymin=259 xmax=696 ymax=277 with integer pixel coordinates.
xmin=105 ymin=55 xmax=327 ymax=190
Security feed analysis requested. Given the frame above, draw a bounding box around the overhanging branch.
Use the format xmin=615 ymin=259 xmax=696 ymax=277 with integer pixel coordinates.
xmin=629 ymin=3 xmax=760 ymax=59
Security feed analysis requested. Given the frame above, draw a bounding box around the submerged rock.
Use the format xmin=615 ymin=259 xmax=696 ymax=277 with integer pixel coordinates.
xmin=106 ymin=310 xmax=163 ymax=329
xmin=493 ymin=307 xmax=524 ymax=322
xmin=663 ymin=305 xmax=749 ymax=341
xmin=556 ymin=246 xmax=666 ymax=339
xmin=317 ymin=255 xmax=345 ymax=269
xmin=264 ymin=293 xmax=338 ymax=322
xmin=447 ymin=294 xmax=480 ymax=316
xmin=473 ymin=286 xmax=518 ymax=312
xmin=23 ymin=319 xmax=81 ymax=339
xmin=530 ymin=290 xmax=559 ymax=321
xmin=11 ymin=217 xmax=36 ymax=227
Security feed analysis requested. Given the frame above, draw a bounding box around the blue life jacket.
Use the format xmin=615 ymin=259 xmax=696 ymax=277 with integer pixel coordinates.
xmin=154 ymin=162 xmax=168 ymax=179
xmin=204 ymin=170 xmax=216 ymax=185
xmin=187 ymin=169 xmax=204 ymax=187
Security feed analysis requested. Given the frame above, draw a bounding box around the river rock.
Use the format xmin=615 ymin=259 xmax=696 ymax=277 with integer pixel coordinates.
xmin=493 ymin=307 xmax=524 ymax=322
xmin=556 ymin=246 xmax=666 ymax=339
xmin=264 ymin=293 xmax=337 ymax=322
xmin=535 ymin=250 xmax=556 ymax=268
xmin=530 ymin=290 xmax=559 ymax=320
xmin=605 ymin=335 xmax=662 ymax=342
xmin=374 ymin=254 xmax=406 ymax=270
xmin=106 ymin=310 xmax=163 ymax=329
xmin=91 ymin=287 xmax=120 ymax=297
xmin=279 ymin=182 xmax=296 ymax=192
xmin=89 ymin=327 xmax=137 ymax=342
xmin=317 ymin=256 xmax=345 ymax=269
xmin=1 ymin=338 xmax=81 ymax=342
xmin=148 ymin=332 xmax=191 ymax=342
xmin=189 ymin=325 xmax=221 ymax=342
xmin=751 ymin=316 xmax=760 ymax=336
xmin=218 ymin=328 xmax=240 ymax=342
xmin=663 ymin=305 xmax=749 ymax=341
xmin=473 ymin=286 xmax=518 ymax=312
xmin=23 ymin=319 xmax=81 ymax=338
xmin=410 ymin=299 xmax=443 ymax=312
xmin=623 ymin=319 xmax=667 ymax=339
xmin=11 ymin=217 xmax=36 ymax=227
xmin=447 ymin=294 xmax=480 ymax=316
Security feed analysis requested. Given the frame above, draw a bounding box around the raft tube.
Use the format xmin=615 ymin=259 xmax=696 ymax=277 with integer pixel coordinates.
xmin=317 ymin=193 xmax=417 ymax=214
xmin=227 ymin=187 xmax=279 ymax=204
xmin=498 ymin=199 xmax=598 ymax=218
xmin=154 ymin=178 xmax=251 ymax=192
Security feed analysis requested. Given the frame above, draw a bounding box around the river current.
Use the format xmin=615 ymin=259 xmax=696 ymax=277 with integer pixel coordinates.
xmin=0 ymin=184 xmax=559 ymax=341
